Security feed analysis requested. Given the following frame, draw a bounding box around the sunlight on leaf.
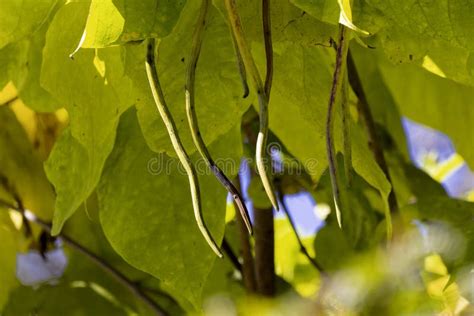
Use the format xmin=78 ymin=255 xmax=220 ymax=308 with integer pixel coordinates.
xmin=337 ymin=0 xmax=369 ymax=35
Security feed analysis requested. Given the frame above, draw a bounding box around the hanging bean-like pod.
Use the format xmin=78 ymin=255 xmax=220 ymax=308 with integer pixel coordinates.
xmin=145 ymin=38 xmax=223 ymax=257
xmin=224 ymin=0 xmax=279 ymax=211
xmin=185 ymin=0 xmax=253 ymax=235
xmin=325 ymin=25 xmax=350 ymax=228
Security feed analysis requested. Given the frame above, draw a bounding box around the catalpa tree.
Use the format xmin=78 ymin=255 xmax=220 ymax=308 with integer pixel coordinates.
xmin=0 ymin=0 xmax=473 ymax=315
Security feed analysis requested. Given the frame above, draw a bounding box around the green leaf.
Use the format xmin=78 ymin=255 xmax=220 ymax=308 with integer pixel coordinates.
xmin=274 ymin=218 xmax=320 ymax=296
xmin=389 ymin=156 xmax=448 ymax=208
xmin=376 ymin=54 xmax=474 ymax=168
xmin=337 ymin=0 xmax=369 ymax=35
xmin=14 ymin=21 xmax=59 ymax=112
xmin=314 ymin=223 xmax=354 ymax=271
xmin=1 ymin=15 xmax=60 ymax=112
xmin=97 ymin=108 xmax=241 ymax=308
xmin=262 ymin=42 xmax=332 ymax=181
xmin=45 ymin=127 xmax=116 ymax=235
xmin=368 ymin=0 xmax=474 ymax=51
xmin=200 ymin=221 xmax=245 ymax=301
xmin=259 ymin=42 xmax=391 ymax=221
xmin=402 ymin=196 xmax=474 ymax=268
xmin=314 ymin=164 xmax=382 ymax=249
xmin=3 ymin=285 xmax=128 ymax=316
xmin=349 ymin=43 xmax=409 ymax=159
xmin=62 ymin=198 xmax=184 ymax=315
xmin=363 ymin=0 xmax=474 ymax=86
xmin=213 ymin=0 xmax=337 ymax=47
xmin=0 ymin=0 xmax=56 ymax=48
xmin=0 ymin=44 xmax=19 ymax=90
xmin=78 ymin=0 xmax=186 ymax=49
xmin=0 ymin=213 xmax=20 ymax=311
xmin=293 ymin=0 xmax=474 ymax=86
xmin=41 ymin=1 xmax=135 ymax=234
xmin=290 ymin=0 xmax=339 ymax=24
xmin=290 ymin=0 xmax=384 ymax=35
xmin=124 ymin=1 xmax=251 ymax=155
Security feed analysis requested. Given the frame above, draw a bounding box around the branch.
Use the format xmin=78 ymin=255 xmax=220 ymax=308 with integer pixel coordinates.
xmin=234 ymin=177 xmax=257 ymax=292
xmin=325 ymin=25 xmax=349 ymax=228
xmin=346 ymin=50 xmax=398 ymax=223
xmin=242 ymin=115 xmax=275 ymax=296
xmin=253 ymin=202 xmax=275 ymax=296
xmin=0 ymin=199 xmax=168 ymax=316
xmin=275 ymin=186 xmax=326 ymax=275
xmin=185 ymin=0 xmax=252 ymax=235
xmin=253 ymin=7 xmax=277 ymax=293
xmin=145 ymin=38 xmax=222 ymax=257
xmin=0 ymin=174 xmax=32 ymax=236
xmin=225 ymin=0 xmax=279 ymax=211
xmin=221 ymin=238 xmax=242 ymax=273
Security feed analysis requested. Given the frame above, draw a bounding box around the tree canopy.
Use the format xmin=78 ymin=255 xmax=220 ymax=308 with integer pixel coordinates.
xmin=0 ymin=0 xmax=473 ymax=315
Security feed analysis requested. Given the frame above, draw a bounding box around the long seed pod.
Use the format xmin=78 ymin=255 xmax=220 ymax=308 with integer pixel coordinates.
xmin=225 ymin=0 xmax=279 ymax=210
xmin=185 ymin=0 xmax=252 ymax=235
xmin=262 ymin=0 xmax=273 ymax=97
xmin=341 ymin=73 xmax=352 ymax=187
xmin=145 ymin=38 xmax=222 ymax=257
xmin=326 ymin=25 xmax=349 ymax=228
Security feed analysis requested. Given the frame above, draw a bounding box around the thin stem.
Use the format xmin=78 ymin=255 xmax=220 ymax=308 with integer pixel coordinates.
xmin=0 ymin=174 xmax=32 ymax=236
xmin=326 ymin=25 xmax=349 ymax=228
xmin=185 ymin=0 xmax=252 ymax=235
xmin=347 ymin=50 xmax=398 ymax=236
xmin=221 ymin=238 xmax=242 ymax=272
xmin=0 ymin=199 xmax=168 ymax=316
xmin=145 ymin=38 xmax=222 ymax=257
xmin=276 ymin=187 xmax=326 ymax=275
xmin=234 ymin=177 xmax=257 ymax=292
xmin=341 ymin=74 xmax=352 ymax=187
xmin=225 ymin=0 xmax=279 ymax=211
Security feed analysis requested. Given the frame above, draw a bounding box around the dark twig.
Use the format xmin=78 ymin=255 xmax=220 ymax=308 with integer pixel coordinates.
xmin=234 ymin=177 xmax=257 ymax=292
xmin=347 ymin=50 xmax=398 ymax=223
xmin=0 ymin=199 xmax=168 ymax=316
xmin=0 ymin=174 xmax=32 ymax=236
xmin=275 ymin=186 xmax=326 ymax=275
xmin=253 ymin=202 xmax=275 ymax=296
xmin=253 ymin=0 xmax=276 ymax=297
xmin=242 ymin=116 xmax=275 ymax=296
xmin=222 ymin=238 xmax=242 ymax=273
